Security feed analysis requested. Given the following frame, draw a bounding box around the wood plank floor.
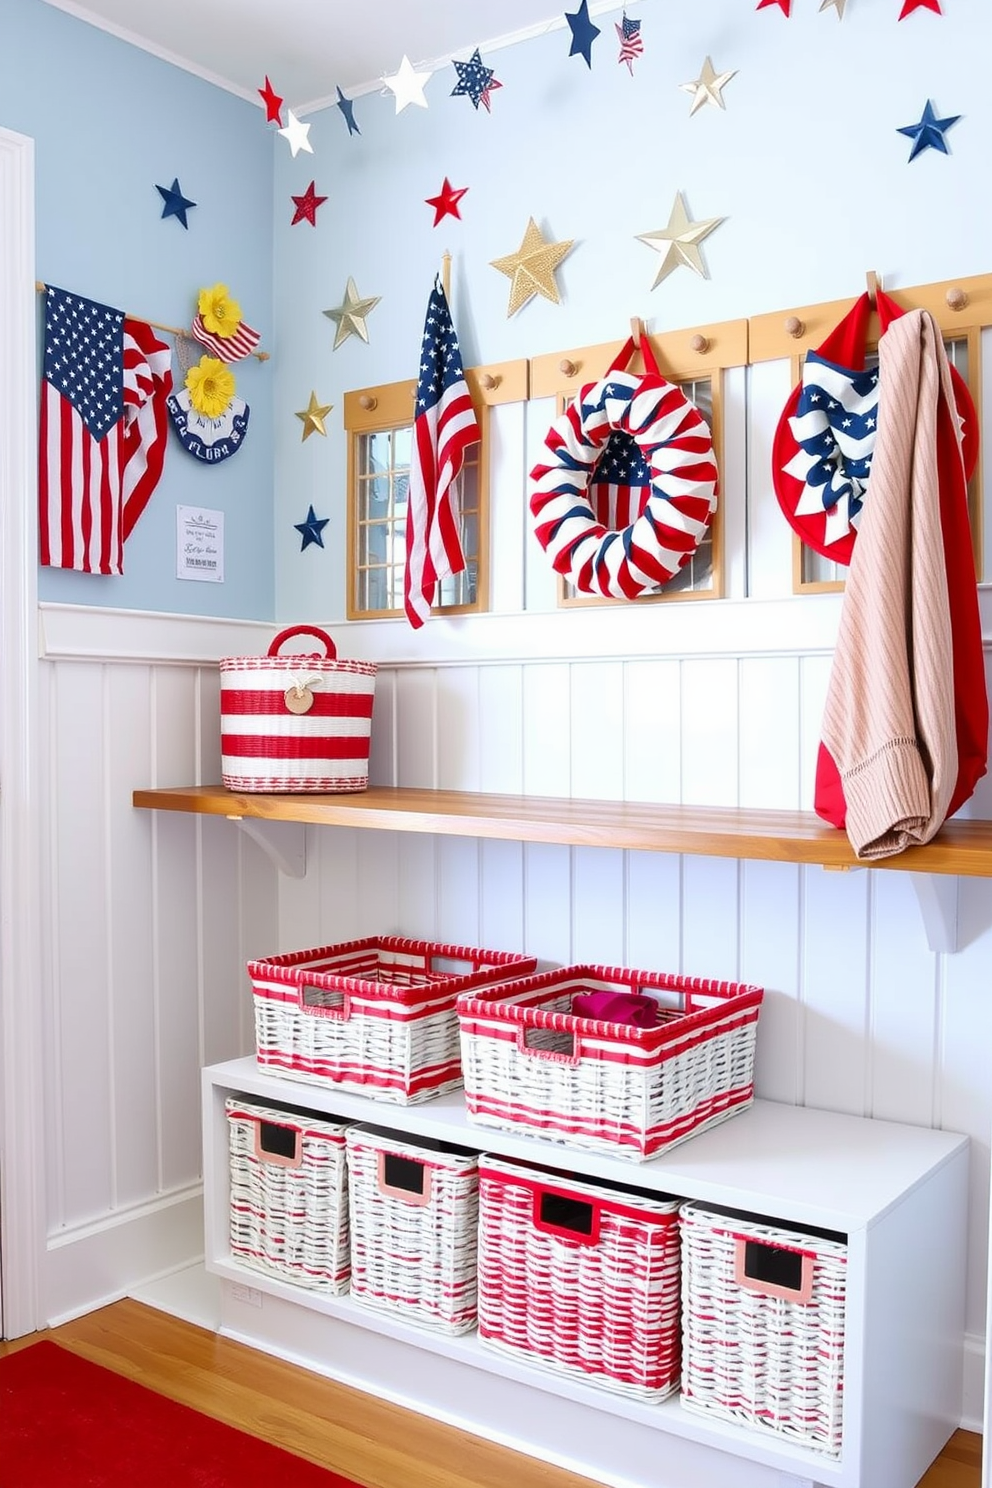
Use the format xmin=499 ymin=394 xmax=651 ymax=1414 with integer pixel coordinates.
xmin=1 ymin=1299 xmax=982 ymax=1488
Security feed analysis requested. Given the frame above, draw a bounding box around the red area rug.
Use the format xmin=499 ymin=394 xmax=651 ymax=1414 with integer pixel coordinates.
xmin=0 ymin=1340 xmax=364 ymax=1487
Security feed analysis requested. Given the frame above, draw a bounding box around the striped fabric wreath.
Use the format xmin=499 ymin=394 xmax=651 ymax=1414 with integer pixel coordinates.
xmin=529 ymin=337 xmax=718 ymax=599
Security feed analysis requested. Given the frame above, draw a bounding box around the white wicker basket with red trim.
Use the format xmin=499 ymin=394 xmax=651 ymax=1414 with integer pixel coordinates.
xmin=457 ymin=964 xmax=763 ymax=1160
xmin=346 ymin=1125 xmax=479 ymax=1335
xmin=680 ymin=1202 xmax=848 ymax=1454
xmin=477 ymin=1154 xmax=682 ymax=1400
xmin=248 ymin=936 xmax=539 ymax=1105
xmin=226 ymin=1097 xmax=351 ymax=1293
xmin=220 ymin=624 xmax=377 ymax=794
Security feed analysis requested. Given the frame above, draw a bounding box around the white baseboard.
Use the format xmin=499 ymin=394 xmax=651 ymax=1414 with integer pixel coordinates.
xmin=44 ymin=1189 xmax=203 ymax=1328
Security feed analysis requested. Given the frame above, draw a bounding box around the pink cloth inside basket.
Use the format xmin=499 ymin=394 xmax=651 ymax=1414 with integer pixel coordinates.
xmin=570 ymin=991 xmax=659 ymax=1028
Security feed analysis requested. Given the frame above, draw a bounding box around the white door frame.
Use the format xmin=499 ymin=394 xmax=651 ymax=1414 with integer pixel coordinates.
xmin=0 ymin=124 xmax=45 ymax=1338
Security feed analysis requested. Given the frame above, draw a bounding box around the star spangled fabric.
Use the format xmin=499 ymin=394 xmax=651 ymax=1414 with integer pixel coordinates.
xmin=191 ymin=312 xmax=261 ymax=363
xmin=783 ymin=350 xmax=879 ymax=548
xmin=404 ymin=278 xmax=481 ymax=628
xmin=589 ymin=429 xmax=652 ymax=530
xmin=39 ymin=286 xmax=173 ymax=574
xmin=616 ymin=15 xmax=644 ymax=72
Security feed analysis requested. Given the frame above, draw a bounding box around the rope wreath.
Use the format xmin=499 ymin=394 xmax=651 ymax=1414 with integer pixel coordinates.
xmin=529 ymin=339 xmax=718 ymax=599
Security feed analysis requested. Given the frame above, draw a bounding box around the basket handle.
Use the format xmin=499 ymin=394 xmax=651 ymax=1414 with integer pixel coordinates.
xmin=253 ymin=1118 xmax=303 ymax=1170
xmin=733 ymin=1236 xmax=815 ymax=1304
xmin=299 ymin=984 xmax=352 ymax=1021
xmin=532 ymin=1187 xmax=601 ymax=1246
xmin=267 ymin=625 xmax=337 ymax=659
xmin=516 ymin=1026 xmax=581 ymax=1066
xmin=376 ymin=1150 xmax=433 ymax=1206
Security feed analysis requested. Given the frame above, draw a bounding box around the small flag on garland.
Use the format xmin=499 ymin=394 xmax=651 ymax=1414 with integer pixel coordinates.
xmin=616 ymin=14 xmax=644 ymax=73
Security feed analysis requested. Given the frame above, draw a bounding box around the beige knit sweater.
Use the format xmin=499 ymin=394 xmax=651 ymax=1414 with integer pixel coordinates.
xmin=819 ymin=308 xmax=958 ymax=860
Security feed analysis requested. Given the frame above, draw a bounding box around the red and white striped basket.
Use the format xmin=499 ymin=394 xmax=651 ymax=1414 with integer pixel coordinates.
xmin=226 ymin=1097 xmax=350 ymax=1293
xmin=248 ymin=936 xmax=539 ymax=1104
xmin=220 ymin=625 xmax=377 ymax=793
xmin=477 ymin=1154 xmax=682 ymax=1400
xmin=457 ymin=964 xmax=763 ymax=1160
xmin=679 ymin=1202 xmax=848 ymax=1454
xmin=346 ymin=1125 xmax=479 ymax=1334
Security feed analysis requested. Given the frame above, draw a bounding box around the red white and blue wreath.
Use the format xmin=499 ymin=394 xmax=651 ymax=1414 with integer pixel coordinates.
xmin=167 ymin=333 xmax=250 ymax=464
xmin=529 ymin=336 xmax=718 ymax=598
xmin=773 ymin=289 xmax=978 ymax=563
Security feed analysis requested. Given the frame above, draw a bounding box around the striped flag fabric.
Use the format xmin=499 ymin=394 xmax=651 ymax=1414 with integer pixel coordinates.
xmin=191 ymin=312 xmax=261 ymax=363
xmin=404 ymin=277 xmax=481 ymax=628
xmin=589 ymin=428 xmax=652 ymax=530
xmin=39 ymin=285 xmax=173 ymax=574
xmin=616 ymin=14 xmax=644 ymax=72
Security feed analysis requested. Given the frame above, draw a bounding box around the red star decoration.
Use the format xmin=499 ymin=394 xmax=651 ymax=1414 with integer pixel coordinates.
xmin=479 ymin=77 xmax=503 ymax=114
xmin=425 ymin=177 xmax=468 ymax=227
xmin=898 ymin=0 xmax=941 ymax=15
xmin=290 ymin=180 xmax=327 ymax=227
xmin=258 ymin=75 xmax=284 ymax=126
xmin=756 ymin=0 xmax=791 ymax=11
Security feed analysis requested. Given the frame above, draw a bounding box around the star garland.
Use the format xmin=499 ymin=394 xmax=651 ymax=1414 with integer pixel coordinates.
xmin=451 ymin=49 xmax=501 ymax=111
xmin=566 ymin=0 xmax=601 ymax=66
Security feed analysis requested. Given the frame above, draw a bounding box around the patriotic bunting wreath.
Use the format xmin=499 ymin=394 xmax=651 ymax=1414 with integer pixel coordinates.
xmin=529 ymin=369 xmax=718 ymax=598
xmin=773 ymin=289 xmax=979 ymax=564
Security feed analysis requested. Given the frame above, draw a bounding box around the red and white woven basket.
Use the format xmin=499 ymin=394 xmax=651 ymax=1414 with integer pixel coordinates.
xmin=477 ymin=1155 xmax=682 ymax=1400
xmin=457 ymin=964 xmax=763 ymax=1160
xmin=680 ymin=1202 xmax=847 ymax=1454
xmin=220 ymin=624 xmax=377 ymax=793
xmin=248 ymin=936 xmax=539 ymax=1105
xmin=226 ymin=1097 xmax=350 ymax=1293
xmin=346 ymin=1125 xmax=479 ymax=1334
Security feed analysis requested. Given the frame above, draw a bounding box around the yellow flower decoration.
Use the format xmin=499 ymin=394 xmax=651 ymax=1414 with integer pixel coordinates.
xmin=185 ymin=356 xmax=235 ymax=420
xmin=197 ymin=283 xmax=242 ymax=339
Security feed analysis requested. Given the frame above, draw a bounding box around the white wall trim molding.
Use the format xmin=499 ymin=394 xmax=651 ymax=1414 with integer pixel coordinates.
xmin=46 ymin=1180 xmax=203 ymax=1249
xmin=43 ymin=1190 xmax=204 ymax=1329
xmin=0 ymin=125 xmax=45 ymax=1338
xmin=40 ymin=593 xmax=992 ymax=672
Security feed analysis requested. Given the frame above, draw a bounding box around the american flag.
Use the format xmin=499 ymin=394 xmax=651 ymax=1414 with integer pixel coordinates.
xmin=39 ymin=286 xmax=173 ymax=574
xmin=616 ymin=14 xmax=644 ymax=73
xmin=191 ymin=311 xmax=261 ymax=363
xmin=589 ymin=429 xmax=652 ymax=530
xmin=404 ymin=277 xmax=481 ymax=628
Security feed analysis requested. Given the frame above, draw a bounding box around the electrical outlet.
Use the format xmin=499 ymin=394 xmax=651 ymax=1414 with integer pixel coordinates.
xmin=229 ymin=1282 xmax=263 ymax=1308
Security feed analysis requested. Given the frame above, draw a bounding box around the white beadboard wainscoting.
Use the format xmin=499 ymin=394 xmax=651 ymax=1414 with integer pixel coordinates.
xmin=34 ymin=601 xmax=992 ymax=1433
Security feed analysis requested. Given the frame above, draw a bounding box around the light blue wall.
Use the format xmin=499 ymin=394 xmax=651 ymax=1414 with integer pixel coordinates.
xmin=271 ymin=0 xmax=992 ymax=622
xmin=2 ymin=0 xmax=274 ymax=618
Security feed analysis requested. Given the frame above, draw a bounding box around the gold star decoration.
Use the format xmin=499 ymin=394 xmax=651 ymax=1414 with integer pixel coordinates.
xmin=679 ymin=56 xmax=738 ymax=115
xmin=323 ymin=277 xmax=381 ymax=349
xmin=636 ymin=193 xmax=725 ymax=289
xmin=490 ymin=217 xmax=575 ymax=317
xmin=296 ymin=391 xmax=333 ymax=441
xmin=819 ymin=0 xmax=847 ymax=14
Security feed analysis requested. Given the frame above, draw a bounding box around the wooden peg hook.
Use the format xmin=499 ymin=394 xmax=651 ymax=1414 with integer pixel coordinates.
xmin=479 ymin=372 xmax=501 ymax=391
xmin=784 ymin=315 xmax=805 ymax=339
xmin=359 ymin=394 xmax=377 ymax=411
xmin=630 ymin=316 xmax=644 ymax=350
xmin=866 ymin=271 xmax=880 ymax=308
xmin=946 ymin=286 xmax=969 ymax=312
xmin=559 ymin=358 xmax=579 ymax=378
xmin=690 ymin=334 xmax=709 ymax=355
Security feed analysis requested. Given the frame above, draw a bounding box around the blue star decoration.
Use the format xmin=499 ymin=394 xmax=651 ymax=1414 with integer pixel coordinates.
xmin=566 ymin=0 xmax=601 ymax=67
xmin=294 ymin=504 xmax=329 ymax=551
xmin=451 ymin=48 xmax=498 ymax=110
xmin=155 ymin=177 xmax=196 ymax=229
xmin=897 ymin=99 xmax=961 ymax=161
xmin=336 ymin=86 xmax=360 ymax=136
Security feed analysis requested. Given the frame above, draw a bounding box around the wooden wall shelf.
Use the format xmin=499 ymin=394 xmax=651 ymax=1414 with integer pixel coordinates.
xmin=132 ymin=784 xmax=992 ymax=879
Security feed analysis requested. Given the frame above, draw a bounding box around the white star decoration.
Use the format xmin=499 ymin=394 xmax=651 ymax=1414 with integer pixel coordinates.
xmin=278 ymin=109 xmax=313 ymax=157
xmin=382 ymin=55 xmax=432 ymax=113
xmin=637 ymin=193 xmax=725 ymax=288
xmin=819 ymin=0 xmax=847 ymax=15
xmin=679 ymin=57 xmax=738 ymax=115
